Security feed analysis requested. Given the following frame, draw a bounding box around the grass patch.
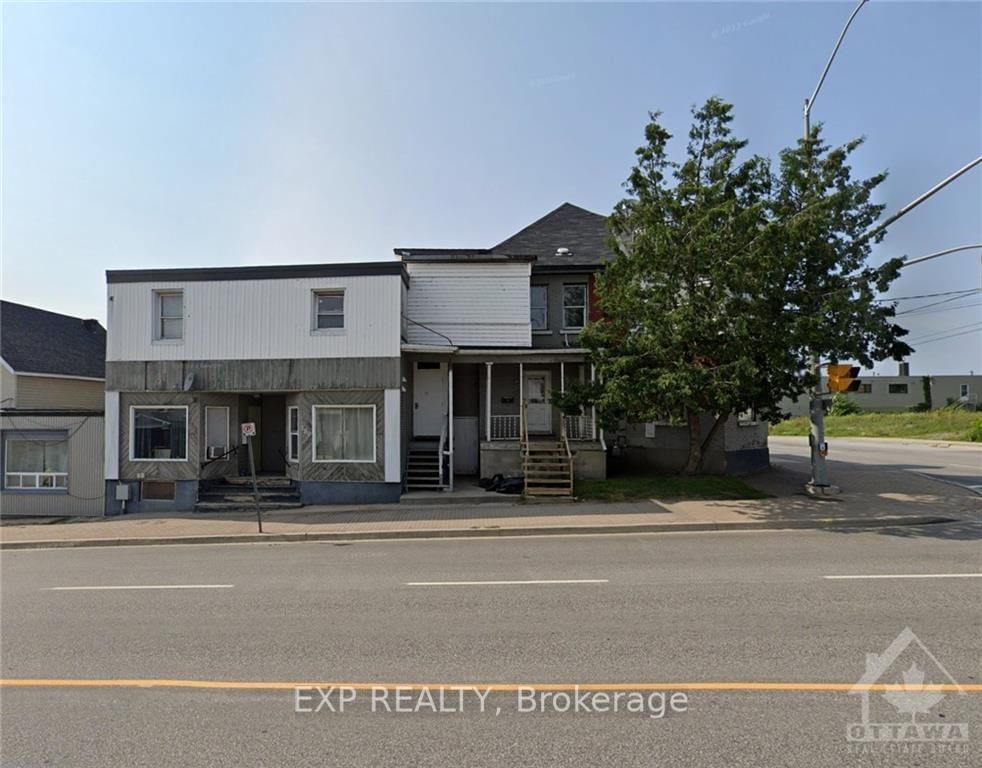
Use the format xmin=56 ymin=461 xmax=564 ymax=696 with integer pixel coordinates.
xmin=770 ymin=410 xmax=982 ymax=442
xmin=575 ymin=475 xmax=770 ymax=502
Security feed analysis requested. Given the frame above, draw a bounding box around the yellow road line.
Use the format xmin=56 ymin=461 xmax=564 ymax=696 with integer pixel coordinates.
xmin=1 ymin=679 xmax=980 ymax=693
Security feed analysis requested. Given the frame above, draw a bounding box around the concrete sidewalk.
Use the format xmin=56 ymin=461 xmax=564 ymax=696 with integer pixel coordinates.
xmin=1 ymin=462 xmax=977 ymax=549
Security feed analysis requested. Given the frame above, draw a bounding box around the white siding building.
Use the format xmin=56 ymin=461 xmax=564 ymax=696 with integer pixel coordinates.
xmin=104 ymin=263 xmax=407 ymax=512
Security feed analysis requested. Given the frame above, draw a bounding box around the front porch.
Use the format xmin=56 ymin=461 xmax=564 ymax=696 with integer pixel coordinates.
xmin=406 ymin=349 xmax=607 ymax=491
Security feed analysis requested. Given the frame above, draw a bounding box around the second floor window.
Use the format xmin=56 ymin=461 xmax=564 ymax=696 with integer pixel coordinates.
xmin=562 ymin=284 xmax=587 ymax=330
xmin=314 ymin=290 xmax=344 ymax=330
xmin=155 ymin=290 xmax=184 ymax=340
xmin=530 ymin=285 xmax=548 ymax=331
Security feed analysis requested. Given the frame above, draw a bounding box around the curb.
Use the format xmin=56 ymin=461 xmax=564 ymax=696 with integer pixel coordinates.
xmin=0 ymin=515 xmax=959 ymax=550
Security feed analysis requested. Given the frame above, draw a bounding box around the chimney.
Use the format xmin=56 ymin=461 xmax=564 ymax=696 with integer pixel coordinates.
xmin=898 ymin=362 xmax=910 ymax=377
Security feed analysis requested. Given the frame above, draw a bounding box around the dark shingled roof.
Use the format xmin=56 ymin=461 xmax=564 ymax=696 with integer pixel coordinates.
xmin=1 ymin=301 xmax=106 ymax=379
xmin=493 ymin=203 xmax=615 ymax=267
xmin=396 ymin=203 xmax=615 ymax=269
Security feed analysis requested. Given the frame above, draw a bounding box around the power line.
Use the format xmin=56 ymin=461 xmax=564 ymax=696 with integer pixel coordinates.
xmin=907 ymin=321 xmax=982 ymax=344
xmin=898 ymin=291 xmax=982 ymax=315
xmin=910 ymin=327 xmax=982 ymax=346
xmin=874 ymin=289 xmax=979 ymax=303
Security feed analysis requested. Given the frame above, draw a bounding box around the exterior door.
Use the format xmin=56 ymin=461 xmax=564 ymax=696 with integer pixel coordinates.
xmin=524 ymin=371 xmax=552 ymax=434
xmin=204 ymin=406 xmax=230 ymax=461
xmin=414 ymin=361 xmax=448 ymax=437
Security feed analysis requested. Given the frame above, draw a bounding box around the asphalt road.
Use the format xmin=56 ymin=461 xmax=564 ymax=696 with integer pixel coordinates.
xmin=2 ymin=529 xmax=981 ymax=767
xmin=769 ymin=436 xmax=982 ymax=493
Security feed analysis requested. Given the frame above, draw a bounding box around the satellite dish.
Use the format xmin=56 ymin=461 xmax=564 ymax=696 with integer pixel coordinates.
xmin=183 ymin=374 xmax=195 ymax=392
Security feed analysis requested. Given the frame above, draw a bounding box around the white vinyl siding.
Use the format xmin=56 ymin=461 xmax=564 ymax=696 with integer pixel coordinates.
xmin=405 ymin=262 xmax=531 ymax=347
xmin=312 ymin=405 xmax=376 ymax=463
xmin=107 ymin=275 xmax=403 ymax=361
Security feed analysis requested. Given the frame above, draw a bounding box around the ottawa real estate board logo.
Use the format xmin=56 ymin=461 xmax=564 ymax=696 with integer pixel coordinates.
xmin=847 ymin=628 xmax=969 ymax=753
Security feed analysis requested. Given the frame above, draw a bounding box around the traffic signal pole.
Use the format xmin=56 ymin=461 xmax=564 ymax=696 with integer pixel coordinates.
xmin=802 ymin=0 xmax=869 ymax=492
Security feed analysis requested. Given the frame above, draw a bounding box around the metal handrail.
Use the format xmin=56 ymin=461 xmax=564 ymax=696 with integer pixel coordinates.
xmin=437 ymin=418 xmax=447 ymax=488
xmin=563 ymin=433 xmax=574 ymax=495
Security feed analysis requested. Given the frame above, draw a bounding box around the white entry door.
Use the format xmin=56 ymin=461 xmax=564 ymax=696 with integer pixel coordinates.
xmin=524 ymin=371 xmax=552 ymax=434
xmin=414 ymin=361 xmax=448 ymax=437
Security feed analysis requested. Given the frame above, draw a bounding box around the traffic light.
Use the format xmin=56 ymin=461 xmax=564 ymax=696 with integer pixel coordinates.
xmin=827 ymin=364 xmax=861 ymax=393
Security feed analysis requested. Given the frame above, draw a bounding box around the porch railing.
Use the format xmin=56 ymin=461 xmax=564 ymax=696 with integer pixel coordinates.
xmin=563 ymin=414 xmax=594 ymax=440
xmin=490 ymin=414 xmax=521 ymax=440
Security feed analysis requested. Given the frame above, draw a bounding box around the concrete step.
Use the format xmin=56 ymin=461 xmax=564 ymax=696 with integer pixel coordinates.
xmin=195 ymin=501 xmax=304 ymax=511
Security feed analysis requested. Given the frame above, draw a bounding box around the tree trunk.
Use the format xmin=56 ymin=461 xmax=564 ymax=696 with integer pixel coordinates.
xmin=695 ymin=413 xmax=728 ymax=473
xmin=683 ymin=408 xmax=703 ymax=475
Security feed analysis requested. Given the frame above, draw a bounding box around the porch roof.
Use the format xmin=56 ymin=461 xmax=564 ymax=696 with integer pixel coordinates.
xmin=453 ymin=348 xmax=589 ymax=364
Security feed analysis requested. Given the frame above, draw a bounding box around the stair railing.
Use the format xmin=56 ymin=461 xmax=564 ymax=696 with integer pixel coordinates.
xmin=437 ymin=418 xmax=448 ymax=489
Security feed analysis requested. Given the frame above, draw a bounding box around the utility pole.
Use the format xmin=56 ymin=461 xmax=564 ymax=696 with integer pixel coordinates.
xmin=802 ymin=0 xmax=869 ymax=492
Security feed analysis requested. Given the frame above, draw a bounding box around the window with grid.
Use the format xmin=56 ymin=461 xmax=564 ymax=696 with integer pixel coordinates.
xmin=313 ymin=290 xmax=344 ymax=330
xmin=4 ymin=436 xmax=68 ymax=490
xmin=155 ymin=290 xmax=184 ymax=340
xmin=287 ymin=406 xmax=300 ymax=462
xmin=530 ymin=285 xmax=548 ymax=330
xmin=562 ymin=284 xmax=587 ymax=329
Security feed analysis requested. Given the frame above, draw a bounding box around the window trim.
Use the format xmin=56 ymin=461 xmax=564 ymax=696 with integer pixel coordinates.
xmin=204 ymin=406 xmax=231 ymax=461
xmin=561 ymin=283 xmax=588 ymax=331
xmin=887 ymin=383 xmax=909 ymax=395
xmin=129 ymin=405 xmax=190 ymax=462
xmin=3 ymin=432 xmax=70 ymax=492
xmin=311 ymin=404 xmax=376 ymax=464
xmin=530 ymin=284 xmax=549 ymax=332
xmin=153 ymin=289 xmax=184 ymax=343
xmin=311 ymin=289 xmax=345 ymax=334
xmin=287 ymin=406 xmax=300 ymax=463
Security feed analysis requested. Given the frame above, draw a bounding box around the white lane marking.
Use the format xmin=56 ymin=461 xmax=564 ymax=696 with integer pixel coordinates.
xmin=405 ymin=579 xmax=609 ymax=586
xmin=43 ymin=584 xmax=235 ymax=591
xmin=824 ymin=574 xmax=982 ymax=581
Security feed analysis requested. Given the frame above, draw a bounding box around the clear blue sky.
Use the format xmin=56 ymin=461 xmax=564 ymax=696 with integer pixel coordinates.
xmin=3 ymin=2 xmax=980 ymax=375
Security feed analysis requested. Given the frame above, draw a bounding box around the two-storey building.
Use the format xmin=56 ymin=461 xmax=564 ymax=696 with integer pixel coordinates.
xmin=104 ymin=263 xmax=406 ymax=513
xmin=399 ymin=203 xmax=770 ymax=490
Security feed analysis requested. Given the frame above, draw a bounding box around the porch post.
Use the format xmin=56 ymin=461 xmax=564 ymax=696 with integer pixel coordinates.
xmin=485 ymin=362 xmax=492 ymax=441
xmin=560 ymin=361 xmax=565 ymax=393
xmin=519 ymin=362 xmax=524 ymax=441
xmin=590 ymin=363 xmax=597 ymax=440
xmin=448 ymin=361 xmax=454 ymax=491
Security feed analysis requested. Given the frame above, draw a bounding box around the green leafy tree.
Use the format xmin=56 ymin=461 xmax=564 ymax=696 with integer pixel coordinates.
xmin=580 ymin=98 xmax=772 ymax=473
xmin=577 ymin=101 xmax=911 ymax=475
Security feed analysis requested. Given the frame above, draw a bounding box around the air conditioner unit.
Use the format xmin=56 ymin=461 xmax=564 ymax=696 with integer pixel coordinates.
xmin=207 ymin=446 xmax=225 ymax=460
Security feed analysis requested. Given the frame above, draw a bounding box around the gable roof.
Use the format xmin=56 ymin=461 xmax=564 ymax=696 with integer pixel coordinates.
xmin=1 ymin=301 xmax=106 ymax=380
xmin=396 ymin=202 xmax=615 ymax=270
xmin=493 ymin=203 xmax=615 ymax=267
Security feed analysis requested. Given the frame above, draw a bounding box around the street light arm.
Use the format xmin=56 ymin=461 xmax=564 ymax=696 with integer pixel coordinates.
xmin=901 ymin=244 xmax=982 ymax=269
xmin=804 ymin=0 xmax=870 ymax=130
xmin=862 ymin=155 xmax=982 ymax=244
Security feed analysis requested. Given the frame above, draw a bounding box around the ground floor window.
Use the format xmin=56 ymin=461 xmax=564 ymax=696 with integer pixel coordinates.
xmin=312 ymin=405 xmax=375 ymax=463
xmin=287 ymin=406 xmax=299 ymax=462
xmin=4 ymin=435 xmax=68 ymax=489
xmin=131 ymin=406 xmax=188 ymax=461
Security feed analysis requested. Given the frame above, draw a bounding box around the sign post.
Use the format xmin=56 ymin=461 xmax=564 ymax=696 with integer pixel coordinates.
xmin=241 ymin=422 xmax=262 ymax=533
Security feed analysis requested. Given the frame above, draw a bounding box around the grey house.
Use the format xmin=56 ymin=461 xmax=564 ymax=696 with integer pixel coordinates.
xmin=1 ymin=301 xmax=106 ymax=516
